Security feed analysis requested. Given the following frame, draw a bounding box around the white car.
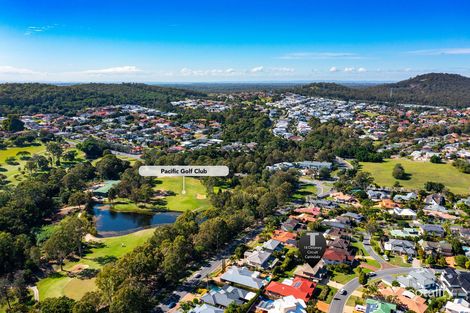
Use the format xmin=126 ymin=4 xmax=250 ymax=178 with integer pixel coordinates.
xmin=339 ymin=289 xmax=347 ymax=295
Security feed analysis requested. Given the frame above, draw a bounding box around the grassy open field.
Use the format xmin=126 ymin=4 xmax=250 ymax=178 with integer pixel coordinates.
xmin=155 ymin=177 xmax=210 ymax=211
xmin=360 ymin=158 xmax=470 ymax=195
xmin=292 ymin=182 xmax=317 ymax=201
xmin=37 ymin=228 xmax=154 ymax=301
xmin=0 ymin=144 xmax=46 ymax=184
xmin=105 ymin=177 xmax=210 ymax=212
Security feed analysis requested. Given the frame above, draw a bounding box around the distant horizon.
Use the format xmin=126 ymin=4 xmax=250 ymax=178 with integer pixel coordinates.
xmin=0 ymin=79 xmax=396 ymax=85
xmin=2 ymin=71 xmax=469 ymax=86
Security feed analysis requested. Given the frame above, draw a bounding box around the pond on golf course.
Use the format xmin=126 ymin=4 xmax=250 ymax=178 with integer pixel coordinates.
xmin=93 ymin=204 xmax=181 ymax=236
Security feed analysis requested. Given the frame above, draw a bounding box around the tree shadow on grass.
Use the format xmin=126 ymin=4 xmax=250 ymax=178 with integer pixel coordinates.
xmin=93 ymin=255 xmax=118 ymax=265
xmin=400 ymin=173 xmax=413 ymax=180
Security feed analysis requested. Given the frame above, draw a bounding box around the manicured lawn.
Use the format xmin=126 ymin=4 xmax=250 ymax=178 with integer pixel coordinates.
xmin=352 ymin=241 xmax=370 ymax=257
xmin=154 ymin=177 xmax=210 ymax=211
xmin=332 ymin=267 xmax=372 ymax=284
xmin=104 ymin=177 xmax=211 ymax=212
xmin=0 ymin=144 xmax=46 ymax=184
xmin=37 ymin=228 xmax=154 ymax=301
xmin=292 ymin=183 xmax=317 ymax=200
xmin=346 ymin=295 xmax=364 ymax=307
xmin=388 ymin=255 xmax=412 ymax=268
xmin=364 ymin=258 xmax=381 ymax=269
xmin=360 ymin=158 xmax=470 ymax=195
xmin=107 ymin=198 xmax=157 ymax=213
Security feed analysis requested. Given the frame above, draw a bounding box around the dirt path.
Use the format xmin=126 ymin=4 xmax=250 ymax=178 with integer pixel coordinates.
xmin=29 ymin=286 xmax=39 ymax=302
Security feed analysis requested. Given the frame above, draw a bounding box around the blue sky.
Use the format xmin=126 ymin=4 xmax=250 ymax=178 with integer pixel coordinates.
xmin=0 ymin=0 xmax=470 ymax=82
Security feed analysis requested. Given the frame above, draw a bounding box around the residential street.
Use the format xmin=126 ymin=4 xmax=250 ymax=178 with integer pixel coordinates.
xmin=362 ymin=233 xmax=386 ymax=266
xmin=156 ymin=225 xmax=264 ymax=312
xmin=327 ymin=267 xmax=415 ymax=313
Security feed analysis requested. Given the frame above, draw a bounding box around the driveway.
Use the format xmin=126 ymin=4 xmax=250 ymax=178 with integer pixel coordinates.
xmin=362 ymin=234 xmax=386 ymax=266
xmin=327 ymin=267 xmax=415 ymax=313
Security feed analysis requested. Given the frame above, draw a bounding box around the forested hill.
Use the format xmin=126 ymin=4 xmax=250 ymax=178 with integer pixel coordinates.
xmin=0 ymin=83 xmax=207 ymax=114
xmin=290 ymin=73 xmax=470 ymax=108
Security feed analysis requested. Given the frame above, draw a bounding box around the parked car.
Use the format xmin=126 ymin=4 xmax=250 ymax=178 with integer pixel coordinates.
xmin=339 ymin=289 xmax=347 ymax=295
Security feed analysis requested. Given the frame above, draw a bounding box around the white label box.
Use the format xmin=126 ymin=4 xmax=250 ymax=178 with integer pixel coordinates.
xmin=139 ymin=165 xmax=229 ymax=177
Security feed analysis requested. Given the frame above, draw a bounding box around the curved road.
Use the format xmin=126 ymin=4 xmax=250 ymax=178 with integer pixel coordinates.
xmin=328 ymin=267 xmax=415 ymax=313
xmin=363 ymin=234 xmax=386 ymax=266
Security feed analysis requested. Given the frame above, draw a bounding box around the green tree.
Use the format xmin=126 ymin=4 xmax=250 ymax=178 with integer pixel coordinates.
xmin=108 ymin=281 xmax=153 ymax=313
xmin=40 ymin=296 xmax=75 ymax=313
xmin=63 ymin=150 xmax=78 ymax=162
xmin=2 ymin=115 xmax=24 ymax=132
xmin=430 ymin=155 xmax=442 ymax=164
xmin=46 ymin=142 xmax=64 ymax=165
xmin=95 ymin=155 xmax=129 ymax=180
xmin=358 ymin=269 xmax=368 ymax=285
xmin=392 ymin=163 xmax=406 ymax=180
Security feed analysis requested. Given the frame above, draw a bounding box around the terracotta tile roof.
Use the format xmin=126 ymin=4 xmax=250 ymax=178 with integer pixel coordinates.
xmin=265 ymin=277 xmax=316 ymax=302
xmin=272 ymin=230 xmax=297 ymax=244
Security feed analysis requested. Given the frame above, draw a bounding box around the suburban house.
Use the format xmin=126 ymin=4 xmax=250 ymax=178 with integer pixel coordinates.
xmin=256 ymin=295 xmax=307 ymax=313
xmin=272 ymin=230 xmax=297 ymax=246
xmin=322 ymin=247 xmax=354 ymax=265
xmin=244 ymin=247 xmax=274 ymax=269
xmin=328 ymin=238 xmax=352 ymax=252
xmin=445 ymin=299 xmax=470 ymax=313
xmin=365 ymin=299 xmax=397 ymax=313
xmin=393 ymin=192 xmax=417 ymax=203
xmin=324 ymin=227 xmax=352 ymax=241
xmin=265 ymin=277 xmax=316 ymax=302
xmin=200 ymin=285 xmax=256 ymax=308
xmin=341 ymin=212 xmax=364 ymax=223
xmin=322 ymin=219 xmax=349 ymax=230
xmin=293 ymin=260 xmax=327 ymax=282
xmin=390 ymin=228 xmax=420 ymax=238
xmin=419 ymin=240 xmax=453 ymax=256
xmin=262 ymin=239 xmax=283 ymax=252
xmin=397 ymin=268 xmax=444 ymax=297
xmin=450 ymin=227 xmax=470 ymax=243
xmin=419 ymin=224 xmax=446 ymax=237
xmin=281 ymin=218 xmax=300 ymax=232
xmin=440 ymin=268 xmax=470 ymax=300
xmin=379 ymin=286 xmax=428 ymax=313
xmin=189 ymin=304 xmax=224 ymax=313
xmin=220 ymin=266 xmax=264 ymax=290
xmin=389 ymin=207 xmax=417 ymax=219
xmin=384 ymin=239 xmax=416 ymax=256
xmin=294 ymin=206 xmax=321 ymax=217
xmin=379 ymin=199 xmax=399 ymax=209
xmin=367 ymin=189 xmax=391 ymax=201
xmin=425 ymin=193 xmax=446 ymax=206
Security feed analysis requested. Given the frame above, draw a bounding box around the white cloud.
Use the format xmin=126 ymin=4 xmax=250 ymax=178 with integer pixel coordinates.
xmin=24 ymin=25 xmax=56 ymax=36
xmin=344 ymin=67 xmax=355 ymax=72
xmin=329 ymin=66 xmax=338 ymax=72
xmin=0 ymin=65 xmax=38 ymax=75
xmin=407 ymin=48 xmax=470 ymax=56
xmin=250 ymin=66 xmax=264 ymax=73
xmin=279 ymin=52 xmax=360 ymax=60
xmin=179 ymin=66 xmax=294 ymax=77
xmin=357 ymin=67 xmax=367 ymax=72
xmin=179 ymin=68 xmax=239 ymax=76
xmin=82 ymin=66 xmax=142 ymax=75
xmin=270 ymin=67 xmax=295 ymax=73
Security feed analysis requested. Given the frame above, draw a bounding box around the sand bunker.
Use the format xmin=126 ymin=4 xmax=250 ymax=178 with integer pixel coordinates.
xmin=69 ymin=264 xmax=89 ymax=273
